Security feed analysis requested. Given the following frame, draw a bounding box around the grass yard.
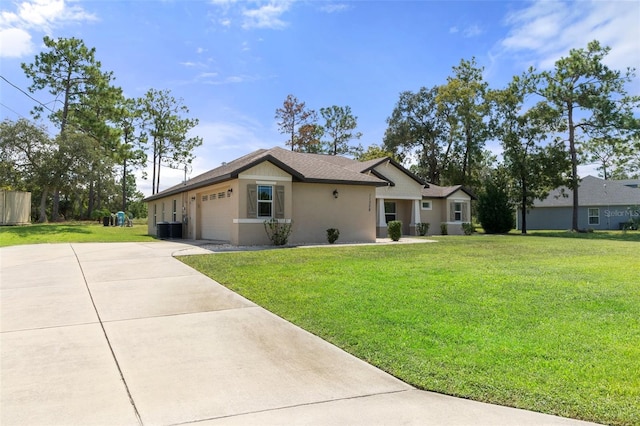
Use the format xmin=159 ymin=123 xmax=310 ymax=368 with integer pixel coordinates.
xmin=180 ymin=235 xmax=640 ymax=426
xmin=0 ymin=221 xmax=156 ymax=247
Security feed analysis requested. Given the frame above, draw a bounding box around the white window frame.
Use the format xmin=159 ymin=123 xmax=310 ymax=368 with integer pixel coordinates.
xmin=257 ymin=185 xmax=273 ymax=218
xmin=588 ymin=208 xmax=599 ymax=225
xmin=421 ymin=200 xmax=432 ymax=210
xmin=454 ymin=202 xmax=463 ymax=222
xmin=384 ymin=201 xmax=396 ymax=223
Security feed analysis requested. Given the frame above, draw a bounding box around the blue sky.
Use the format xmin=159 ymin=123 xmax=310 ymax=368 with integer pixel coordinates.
xmin=1 ymin=0 xmax=639 ymax=195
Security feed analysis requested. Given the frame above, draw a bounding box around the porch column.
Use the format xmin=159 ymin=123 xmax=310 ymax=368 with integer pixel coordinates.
xmin=376 ymin=198 xmax=386 ymax=238
xmin=377 ymin=198 xmax=386 ymax=227
xmin=410 ymin=199 xmax=421 ymax=236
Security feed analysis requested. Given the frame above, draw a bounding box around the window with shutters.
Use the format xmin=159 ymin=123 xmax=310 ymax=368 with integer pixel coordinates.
xmin=247 ymin=184 xmax=284 ymax=219
xmin=257 ymin=185 xmax=273 ymax=217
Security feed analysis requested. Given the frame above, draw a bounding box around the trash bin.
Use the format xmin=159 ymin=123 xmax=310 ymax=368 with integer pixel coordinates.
xmin=157 ymin=222 xmax=170 ymax=239
xmin=169 ymin=222 xmax=183 ymax=239
xmin=103 ymin=216 xmax=110 ymax=227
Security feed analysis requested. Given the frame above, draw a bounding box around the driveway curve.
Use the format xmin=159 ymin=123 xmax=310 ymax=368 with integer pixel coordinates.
xmin=1 ymin=242 xmax=598 ymax=425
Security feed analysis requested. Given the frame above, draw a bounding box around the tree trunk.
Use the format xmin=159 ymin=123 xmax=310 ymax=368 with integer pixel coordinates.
xmin=122 ymin=157 xmax=127 ymax=212
xmin=38 ymin=188 xmax=48 ymax=223
xmin=520 ymin=179 xmax=527 ymax=234
xmin=88 ymin=180 xmax=95 ymax=219
xmin=568 ymin=104 xmax=579 ymax=231
xmin=52 ymin=189 xmax=60 ymax=221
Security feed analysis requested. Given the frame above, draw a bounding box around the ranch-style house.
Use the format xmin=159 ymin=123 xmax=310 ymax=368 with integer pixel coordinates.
xmin=517 ymin=175 xmax=640 ymax=231
xmin=144 ymin=147 xmax=475 ymax=245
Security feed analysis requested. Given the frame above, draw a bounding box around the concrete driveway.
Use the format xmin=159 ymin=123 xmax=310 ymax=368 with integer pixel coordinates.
xmin=1 ymin=242 xmax=598 ymax=425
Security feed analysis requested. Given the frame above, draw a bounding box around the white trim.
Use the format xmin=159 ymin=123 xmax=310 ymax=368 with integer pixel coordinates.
xmin=375 ymin=195 xmax=421 ymax=200
xmin=421 ymin=200 xmax=432 ymax=210
xmin=241 ymin=176 xmax=291 ymax=182
xmin=233 ymin=218 xmax=292 ymax=224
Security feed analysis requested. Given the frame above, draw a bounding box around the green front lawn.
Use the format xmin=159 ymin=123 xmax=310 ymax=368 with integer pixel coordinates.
xmin=180 ymin=236 xmax=640 ymax=426
xmin=0 ymin=221 xmax=155 ymax=247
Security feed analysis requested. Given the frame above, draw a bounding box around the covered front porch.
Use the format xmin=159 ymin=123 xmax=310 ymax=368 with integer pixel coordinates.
xmin=376 ymin=197 xmax=422 ymax=238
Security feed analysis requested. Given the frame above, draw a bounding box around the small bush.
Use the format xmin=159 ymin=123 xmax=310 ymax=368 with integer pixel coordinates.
xmin=388 ymin=220 xmax=402 ymax=241
xmin=416 ymin=222 xmax=430 ymax=236
xmin=477 ymin=178 xmax=514 ymax=234
xmin=264 ymin=219 xmax=293 ymax=246
xmin=326 ymin=228 xmax=340 ymax=244
xmin=462 ymin=223 xmax=475 ymax=235
xmin=440 ymin=223 xmax=448 ymax=235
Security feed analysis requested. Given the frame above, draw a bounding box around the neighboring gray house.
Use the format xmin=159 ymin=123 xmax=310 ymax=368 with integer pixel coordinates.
xmin=518 ymin=176 xmax=640 ymax=230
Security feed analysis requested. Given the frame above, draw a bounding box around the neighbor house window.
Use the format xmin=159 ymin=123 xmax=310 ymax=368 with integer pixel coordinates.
xmin=172 ymin=200 xmax=177 ymax=222
xmin=384 ymin=201 xmax=396 ymax=223
xmin=257 ymin=185 xmax=273 ymax=217
xmin=162 ymin=202 xmax=165 ymax=222
xmin=421 ymin=201 xmax=432 ymax=210
xmin=454 ymin=202 xmax=463 ymax=221
xmin=153 ymin=204 xmax=157 ymax=226
xmin=588 ymin=208 xmax=599 ymax=225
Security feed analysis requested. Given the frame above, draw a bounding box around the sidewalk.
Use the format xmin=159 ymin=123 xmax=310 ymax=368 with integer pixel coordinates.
xmin=1 ymin=242 xmax=599 ymax=425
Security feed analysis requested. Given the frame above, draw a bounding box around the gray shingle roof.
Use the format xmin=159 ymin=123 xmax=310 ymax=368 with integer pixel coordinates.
xmin=144 ymin=147 xmax=388 ymax=201
xmin=421 ymin=184 xmax=477 ymax=200
xmin=534 ymin=176 xmax=640 ymax=207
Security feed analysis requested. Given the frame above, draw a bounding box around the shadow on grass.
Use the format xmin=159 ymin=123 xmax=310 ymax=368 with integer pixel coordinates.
xmin=0 ymin=224 xmax=91 ymax=238
xmin=525 ymin=230 xmax=640 ymax=243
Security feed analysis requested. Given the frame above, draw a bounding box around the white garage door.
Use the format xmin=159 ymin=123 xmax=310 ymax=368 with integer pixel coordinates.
xmin=199 ymin=192 xmax=231 ymax=241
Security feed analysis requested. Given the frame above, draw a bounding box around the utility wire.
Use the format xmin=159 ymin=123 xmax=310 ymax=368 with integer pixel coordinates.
xmin=0 ymin=75 xmax=57 ymax=115
xmin=0 ymin=102 xmax=27 ymax=119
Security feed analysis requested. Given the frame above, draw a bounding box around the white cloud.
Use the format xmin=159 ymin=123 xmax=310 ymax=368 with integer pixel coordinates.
xmin=241 ymin=1 xmax=291 ymax=30
xmin=463 ymin=24 xmax=482 ymax=38
xmin=499 ymin=0 xmax=640 ymax=73
xmin=0 ymin=0 xmax=96 ymax=58
xmin=319 ymin=3 xmax=350 ymax=14
xmin=0 ymin=27 xmax=33 ymax=57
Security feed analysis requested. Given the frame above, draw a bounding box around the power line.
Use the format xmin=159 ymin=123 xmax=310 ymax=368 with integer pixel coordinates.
xmin=0 ymin=75 xmax=57 ymax=115
xmin=0 ymin=102 xmax=27 ymax=119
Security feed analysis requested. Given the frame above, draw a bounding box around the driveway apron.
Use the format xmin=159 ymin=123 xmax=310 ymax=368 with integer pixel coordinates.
xmin=1 ymin=242 xmax=599 ymax=425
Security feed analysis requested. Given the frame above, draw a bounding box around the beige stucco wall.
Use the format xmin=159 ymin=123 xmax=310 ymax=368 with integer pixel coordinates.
xmin=372 ymin=162 xmax=424 ymax=199
xmin=291 ymin=183 xmax=376 ymax=244
xmin=235 ymin=162 xmax=293 ymax=245
xmin=419 ymin=189 xmax=473 ymax=235
xmin=147 ymin=193 xmax=188 ymax=237
xmin=0 ymin=191 xmax=31 ymax=225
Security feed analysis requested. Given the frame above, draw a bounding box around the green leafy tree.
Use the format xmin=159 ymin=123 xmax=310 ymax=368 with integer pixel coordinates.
xmin=533 ymin=40 xmax=640 ymax=230
xmin=21 ymin=36 xmax=122 ymax=220
xmin=490 ymin=76 xmax=570 ymax=233
xmin=477 ymin=172 xmax=515 ymax=234
xmin=354 ymin=144 xmax=400 ymax=162
xmin=115 ymin=97 xmax=147 ymax=211
xmin=383 ymin=86 xmax=451 ymax=184
xmin=436 ymin=58 xmax=492 ymax=188
xmin=320 ymin=105 xmax=362 ymax=155
xmin=139 ymin=88 xmax=203 ymax=194
xmin=275 ymin=94 xmax=318 ymax=152
xmin=0 ymin=119 xmax=54 ymax=222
